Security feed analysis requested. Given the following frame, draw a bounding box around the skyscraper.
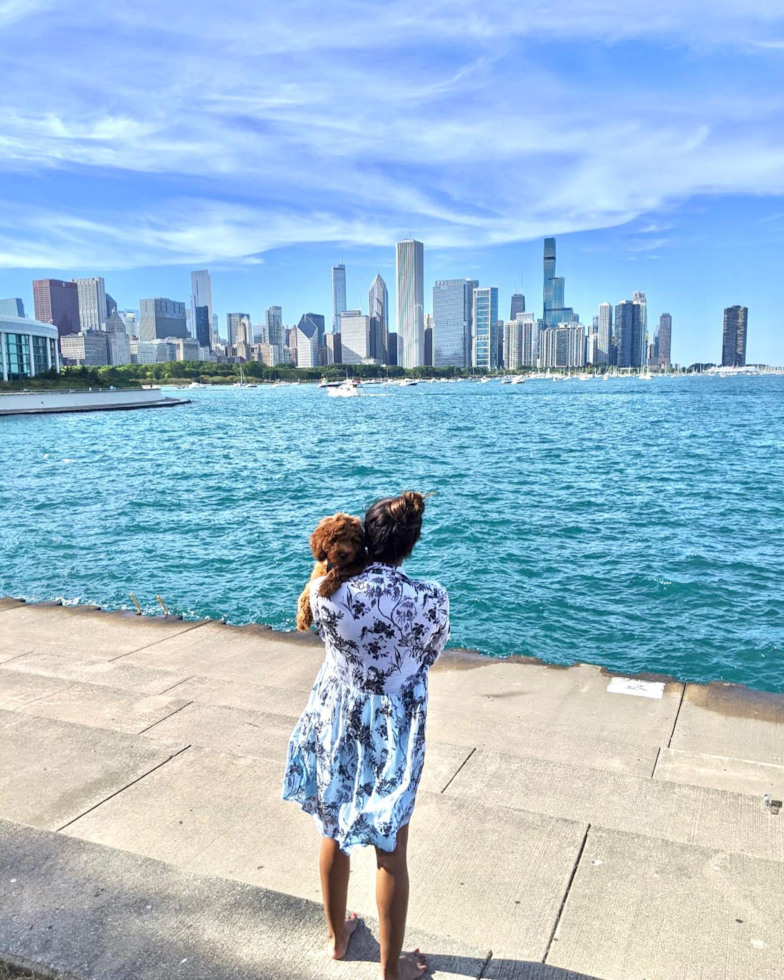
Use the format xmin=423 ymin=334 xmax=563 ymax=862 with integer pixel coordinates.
xmin=722 ymin=307 xmax=748 ymax=367
xmin=614 ymin=300 xmax=644 ymax=368
xmin=72 ymin=278 xmax=107 ymax=331
xmin=542 ymin=238 xmax=575 ymax=328
xmin=295 ymin=314 xmax=321 ymax=368
xmin=331 ymin=264 xmax=347 ymax=333
xmin=226 ymin=313 xmax=251 ymax=346
xmin=472 ymin=286 xmax=499 ymax=369
xmin=432 ymin=279 xmax=472 ymax=368
xmin=33 ymin=279 xmax=80 ymax=337
xmin=596 ymin=302 xmax=613 ymax=365
xmin=633 ymin=291 xmax=648 ymax=367
xmin=658 ymin=313 xmax=672 ymax=368
xmin=368 ymin=274 xmax=389 ymax=364
xmin=510 ymin=293 xmax=525 ymax=320
xmin=396 ymin=239 xmax=424 ymax=368
xmin=139 ymin=298 xmax=188 ymax=341
xmin=190 ymin=270 xmax=213 ymax=349
xmin=264 ymin=306 xmax=284 ymax=347
xmin=339 ymin=310 xmax=370 ymax=363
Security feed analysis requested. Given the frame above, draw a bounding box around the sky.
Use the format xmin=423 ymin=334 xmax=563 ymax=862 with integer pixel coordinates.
xmin=1 ymin=0 xmax=783 ymax=365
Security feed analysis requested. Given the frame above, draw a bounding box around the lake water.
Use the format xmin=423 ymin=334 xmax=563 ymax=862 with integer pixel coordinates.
xmin=2 ymin=375 xmax=782 ymax=692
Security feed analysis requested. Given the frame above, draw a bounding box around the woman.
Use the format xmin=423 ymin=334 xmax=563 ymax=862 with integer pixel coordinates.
xmin=282 ymin=491 xmax=450 ymax=980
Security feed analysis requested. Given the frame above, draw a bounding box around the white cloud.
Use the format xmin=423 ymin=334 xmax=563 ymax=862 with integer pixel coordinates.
xmin=0 ymin=0 xmax=783 ymax=268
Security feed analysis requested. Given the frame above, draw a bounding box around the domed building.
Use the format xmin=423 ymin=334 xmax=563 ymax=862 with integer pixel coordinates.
xmin=0 ymin=314 xmax=60 ymax=382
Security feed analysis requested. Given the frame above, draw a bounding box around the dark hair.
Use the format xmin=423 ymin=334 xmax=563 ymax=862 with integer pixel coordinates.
xmin=364 ymin=491 xmax=426 ymax=564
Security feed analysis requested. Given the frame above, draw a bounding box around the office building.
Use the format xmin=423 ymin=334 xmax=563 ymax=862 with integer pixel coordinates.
xmin=339 ymin=310 xmax=371 ymax=364
xmin=326 ymin=333 xmax=342 ymax=365
xmin=596 ymin=302 xmax=613 ymax=365
xmin=658 ymin=313 xmax=672 ymax=368
xmin=131 ymin=339 xmax=173 ymax=364
xmin=295 ymin=314 xmax=321 ymax=368
xmin=71 ymin=278 xmax=107 ymax=332
xmin=227 ymin=313 xmax=251 ymax=346
xmin=614 ymin=300 xmax=644 ymax=368
xmin=32 ymin=279 xmax=80 ymax=337
xmin=139 ymin=298 xmax=188 ymax=341
xmin=60 ymin=331 xmax=109 ymax=366
xmin=175 ymin=337 xmax=201 ymax=361
xmin=504 ymin=320 xmax=523 ymax=370
xmin=433 ymin=279 xmax=474 ymax=368
xmin=264 ymin=306 xmax=284 ymax=347
xmin=0 ymin=298 xmax=25 ymax=317
xmin=722 ymin=306 xmax=748 ymax=367
xmin=510 ymin=293 xmax=525 ymax=320
xmin=368 ymin=274 xmax=389 ymax=364
xmin=396 ymin=239 xmax=424 ymax=368
xmin=538 ymin=324 xmax=586 ymax=368
xmin=387 ymin=332 xmax=398 ymax=366
xmin=472 ymin=286 xmax=499 ymax=369
xmin=542 ymin=238 xmax=575 ymax=328
xmin=0 ymin=313 xmax=60 ymax=380
xmin=331 ymin=264 xmax=347 ymax=333
xmin=190 ymin=270 xmax=213 ymax=349
xmin=633 ymin=291 xmax=648 ymax=365
xmin=424 ymin=315 xmax=433 ymax=367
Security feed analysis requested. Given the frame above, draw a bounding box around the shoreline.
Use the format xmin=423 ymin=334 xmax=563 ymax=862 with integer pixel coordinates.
xmin=3 ymin=594 xmax=781 ymax=713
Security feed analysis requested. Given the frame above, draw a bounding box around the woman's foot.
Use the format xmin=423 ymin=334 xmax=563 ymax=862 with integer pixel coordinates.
xmin=383 ymin=949 xmax=429 ymax=979
xmin=327 ymin=912 xmax=359 ymax=959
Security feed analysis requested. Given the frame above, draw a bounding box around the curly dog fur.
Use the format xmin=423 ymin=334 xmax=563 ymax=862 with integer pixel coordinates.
xmin=296 ymin=512 xmax=367 ymax=631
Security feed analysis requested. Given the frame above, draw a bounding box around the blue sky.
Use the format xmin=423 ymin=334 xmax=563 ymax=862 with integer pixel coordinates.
xmin=1 ymin=0 xmax=784 ymax=364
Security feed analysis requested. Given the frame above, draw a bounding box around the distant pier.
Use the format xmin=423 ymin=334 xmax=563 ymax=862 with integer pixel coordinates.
xmin=0 ymin=387 xmax=190 ymax=416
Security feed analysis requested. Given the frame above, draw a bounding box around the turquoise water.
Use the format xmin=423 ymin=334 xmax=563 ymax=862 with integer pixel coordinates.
xmin=2 ymin=375 xmax=783 ymax=692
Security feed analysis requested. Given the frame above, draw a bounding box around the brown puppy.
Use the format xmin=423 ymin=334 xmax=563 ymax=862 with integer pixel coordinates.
xmin=296 ymin=512 xmax=367 ymax=631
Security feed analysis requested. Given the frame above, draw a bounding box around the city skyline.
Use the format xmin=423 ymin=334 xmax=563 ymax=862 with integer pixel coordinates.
xmin=0 ymin=4 xmax=783 ymax=365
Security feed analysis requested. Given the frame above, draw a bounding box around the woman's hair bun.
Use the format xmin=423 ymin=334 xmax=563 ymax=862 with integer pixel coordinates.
xmin=363 ymin=491 xmax=428 ymax=564
xmin=396 ymin=491 xmax=426 ymax=520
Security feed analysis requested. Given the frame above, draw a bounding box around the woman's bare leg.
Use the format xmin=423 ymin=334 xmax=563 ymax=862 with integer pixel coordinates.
xmin=319 ymin=836 xmax=358 ymax=959
xmin=375 ymin=824 xmax=428 ymax=979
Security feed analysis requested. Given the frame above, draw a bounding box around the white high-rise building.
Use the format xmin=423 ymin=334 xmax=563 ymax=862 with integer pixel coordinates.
xmin=72 ymin=278 xmax=107 ymax=332
xmin=633 ymin=291 xmax=648 ymax=367
xmin=433 ymin=279 xmax=472 ymax=368
xmin=331 ymin=264 xmax=347 ymax=332
xmin=396 ymin=240 xmax=424 ymax=368
xmin=339 ymin=310 xmax=371 ymax=364
xmin=368 ymin=274 xmax=389 ymax=363
xmin=190 ymin=270 xmax=213 ymax=348
xmin=596 ymin=302 xmax=613 ymax=365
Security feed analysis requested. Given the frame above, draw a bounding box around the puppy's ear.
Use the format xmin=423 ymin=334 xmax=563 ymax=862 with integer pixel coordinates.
xmin=310 ymin=523 xmax=330 ymax=562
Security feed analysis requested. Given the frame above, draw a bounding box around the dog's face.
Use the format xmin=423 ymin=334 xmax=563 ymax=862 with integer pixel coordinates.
xmin=310 ymin=512 xmax=365 ymax=567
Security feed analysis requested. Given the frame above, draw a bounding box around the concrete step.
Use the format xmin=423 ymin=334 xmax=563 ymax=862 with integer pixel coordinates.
xmin=655 ymin=747 xmax=784 ymax=798
xmin=0 ymin=650 xmax=189 ymax=697
xmin=0 ymin=602 xmax=203 ymax=662
xmin=0 ymin=709 xmax=187 ymax=831
xmin=445 ymin=747 xmax=784 ymax=863
xmin=0 ymin=818 xmax=490 ymax=980
xmin=543 ymin=826 xmax=783 ymax=980
xmin=670 ymin=682 xmax=784 ymax=767
xmin=58 ymin=741 xmax=589 ymax=961
xmin=0 ymin=668 xmax=191 ymax=735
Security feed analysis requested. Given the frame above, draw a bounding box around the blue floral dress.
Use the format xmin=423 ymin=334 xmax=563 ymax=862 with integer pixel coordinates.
xmin=282 ymin=562 xmax=450 ymax=853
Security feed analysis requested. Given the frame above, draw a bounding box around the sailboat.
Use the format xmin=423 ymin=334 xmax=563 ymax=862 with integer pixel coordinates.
xmin=232 ymin=364 xmax=257 ymax=388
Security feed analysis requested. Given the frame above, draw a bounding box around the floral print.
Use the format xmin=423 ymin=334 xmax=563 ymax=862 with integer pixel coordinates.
xmin=282 ymin=562 xmax=450 ymax=853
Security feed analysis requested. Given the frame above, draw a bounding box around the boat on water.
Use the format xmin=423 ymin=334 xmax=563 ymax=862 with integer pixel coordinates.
xmin=232 ymin=366 xmax=256 ymax=388
xmin=188 ymin=381 xmax=207 ymax=389
xmin=327 ymin=379 xmax=362 ymax=397
xmin=398 ymin=379 xmax=418 ymax=387
xmin=511 ymin=375 xmax=526 ymax=384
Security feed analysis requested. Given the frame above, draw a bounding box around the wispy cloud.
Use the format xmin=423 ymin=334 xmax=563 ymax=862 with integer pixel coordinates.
xmin=0 ymin=0 xmax=783 ymax=269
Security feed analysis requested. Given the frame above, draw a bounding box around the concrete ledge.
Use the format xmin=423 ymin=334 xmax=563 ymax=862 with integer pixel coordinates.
xmin=0 ymin=819 xmax=490 ymax=980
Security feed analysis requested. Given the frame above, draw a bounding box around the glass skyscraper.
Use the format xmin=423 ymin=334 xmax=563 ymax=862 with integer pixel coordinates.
xmin=658 ymin=313 xmax=672 ymax=368
xmin=596 ymin=302 xmax=613 ymax=365
xmin=396 ymin=240 xmax=424 ymax=368
xmin=33 ymin=279 xmax=80 ymax=337
xmin=190 ymin=270 xmax=213 ymax=349
xmin=722 ymin=307 xmax=748 ymax=367
xmin=510 ymin=293 xmax=525 ymax=320
xmin=368 ymin=274 xmax=389 ymax=364
xmin=331 ymin=264 xmax=347 ymax=333
xmin=614 ymin=300 xmax=644 ymax=368
xmin=264 ymin=306 xmax=284 ymax=347
xmin=472 ymin=286 xmax=498 ymax=369
xmin=542 ymin=238 xmax=575 ymax=328
xmin=433 ymin=279 xmax=472 ymax=368
xmin=0 ymin=298 xmax=25 ymax=317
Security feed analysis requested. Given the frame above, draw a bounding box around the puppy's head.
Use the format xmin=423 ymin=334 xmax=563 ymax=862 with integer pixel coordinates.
xmin=310 ymin=512 xmax=365 ymax=570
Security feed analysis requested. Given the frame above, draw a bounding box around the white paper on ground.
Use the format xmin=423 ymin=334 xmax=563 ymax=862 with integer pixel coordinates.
xmin=606 ymin=676 xmax=665 ymax=699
